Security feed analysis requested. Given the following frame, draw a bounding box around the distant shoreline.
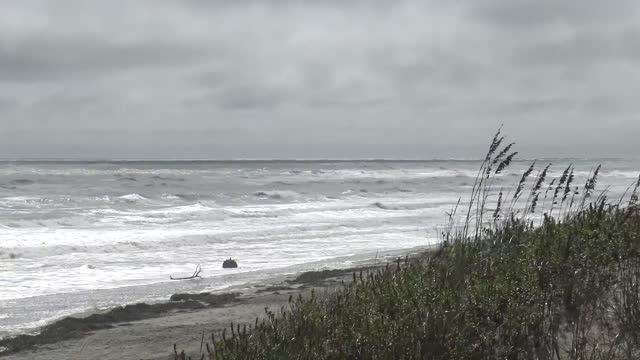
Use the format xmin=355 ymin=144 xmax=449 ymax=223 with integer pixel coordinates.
xmin=0 ymin=157 xmax=628 ymax=164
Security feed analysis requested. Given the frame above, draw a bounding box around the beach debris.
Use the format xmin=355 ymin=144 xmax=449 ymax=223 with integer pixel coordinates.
xmin=169 ymin=292 xmax=238 ymax=304
xmin=222 ymin=258 xmax=238 ymax=268
xmin=170 ymin=264 xmax=202 ymax=280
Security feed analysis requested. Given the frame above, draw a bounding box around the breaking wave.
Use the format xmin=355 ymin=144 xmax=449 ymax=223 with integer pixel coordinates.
xmin=117 ymin=194 xmax=150 ymax=203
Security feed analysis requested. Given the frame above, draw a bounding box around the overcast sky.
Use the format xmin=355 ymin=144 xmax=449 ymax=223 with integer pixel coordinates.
xmin=0 ymin=0 xmax=638 ymax=159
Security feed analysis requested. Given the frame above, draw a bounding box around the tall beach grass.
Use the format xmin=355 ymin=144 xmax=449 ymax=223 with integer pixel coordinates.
xmin=175 ymin=132 xmax=640 ymax=359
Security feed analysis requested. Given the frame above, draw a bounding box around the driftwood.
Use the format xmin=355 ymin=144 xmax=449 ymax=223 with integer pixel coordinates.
xmin=170 ymin=264 xmax=202 ymax=280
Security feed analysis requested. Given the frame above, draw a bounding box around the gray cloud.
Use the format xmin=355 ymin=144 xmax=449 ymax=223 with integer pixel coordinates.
xmin=512 ymin=29 xmax=640 ymax=67
xmin=0 ymin=0 xmax=639 ymax=159
xmin=469 ymin=0 xmax=640 ymax=27
xmin=0 ymin=37 xmax=208 ymax=82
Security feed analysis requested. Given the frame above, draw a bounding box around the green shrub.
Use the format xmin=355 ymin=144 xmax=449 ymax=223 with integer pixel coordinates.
xmin=176 ymin=131 xmax=640 ymax=359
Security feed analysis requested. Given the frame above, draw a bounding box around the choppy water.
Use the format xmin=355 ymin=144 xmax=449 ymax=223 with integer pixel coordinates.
xmin=0 ymin=159 xmax=638 ymax=337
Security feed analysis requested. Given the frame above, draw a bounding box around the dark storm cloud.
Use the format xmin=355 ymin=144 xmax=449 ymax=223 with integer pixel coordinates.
xmin=216 ymin=85 xmax=291 ymax=110
xmin=469 ymin=0 xmax=639 ymax=27
xmin=0 ymin=36 xmax=208 ymax=82
xmin=511 ymin=29 xmax=640 ymax=67
xmin=0 ymin=0 xmax=639 ymax=159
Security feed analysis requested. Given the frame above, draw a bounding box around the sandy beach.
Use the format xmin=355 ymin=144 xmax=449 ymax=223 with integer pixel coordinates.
xmin=0 ymin=258 xmax=406 ymax=360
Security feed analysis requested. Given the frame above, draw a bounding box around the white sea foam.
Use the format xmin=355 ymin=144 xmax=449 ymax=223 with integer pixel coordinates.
xmin=117 ymin=193 xmax=150 ymax=202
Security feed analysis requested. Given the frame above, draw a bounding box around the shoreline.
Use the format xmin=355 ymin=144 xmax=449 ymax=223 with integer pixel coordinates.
xmin=0 ymin=247 xmax=436 ymax=359
xmin=0 ymin=245 xmax=432 ymax=338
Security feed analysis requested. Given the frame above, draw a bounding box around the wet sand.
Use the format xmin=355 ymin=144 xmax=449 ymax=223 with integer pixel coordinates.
xmin=0 ymin=262 xmax=395 ymax=360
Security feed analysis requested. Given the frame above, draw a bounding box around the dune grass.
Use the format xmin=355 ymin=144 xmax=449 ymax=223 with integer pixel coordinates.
xmin=176 ymin=131 xmax=640 ymax=359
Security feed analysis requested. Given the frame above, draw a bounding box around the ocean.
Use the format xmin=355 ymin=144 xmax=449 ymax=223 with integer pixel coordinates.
xmin=1 ymin=159 xmax=638 ymax=337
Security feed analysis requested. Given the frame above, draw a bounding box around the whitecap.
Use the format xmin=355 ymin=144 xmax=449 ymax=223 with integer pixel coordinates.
xmin=117 ymin=194 xmax=149 ymax=203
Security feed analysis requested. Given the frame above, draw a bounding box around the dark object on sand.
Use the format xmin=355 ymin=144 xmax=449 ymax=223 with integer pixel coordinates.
xmin=222 ymin=258 xmax=238 ymax=268
xmin=169 ymin=292 xmax=238 ymax=305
